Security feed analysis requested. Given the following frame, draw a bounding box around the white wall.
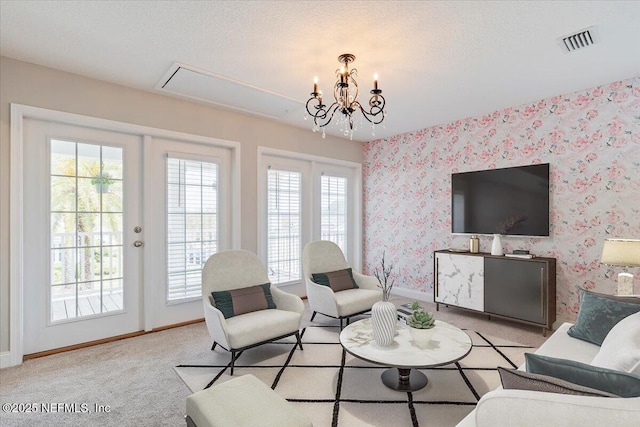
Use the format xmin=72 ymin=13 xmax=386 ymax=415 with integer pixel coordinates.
xmin=0 ymin=56 xmax=363 ymax=354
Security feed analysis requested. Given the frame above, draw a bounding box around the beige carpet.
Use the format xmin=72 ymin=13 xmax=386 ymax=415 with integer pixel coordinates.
xmin=175 ymin=317 xmax=534 ymax=427
xmin=0 ymin=296 xmax=545 ymax=426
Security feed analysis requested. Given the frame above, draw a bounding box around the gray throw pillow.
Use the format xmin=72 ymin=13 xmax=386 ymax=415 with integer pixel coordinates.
xmin=567 ymin=289 xmax=640 ymax=345
xmin=312 ymin=268 xmax=359 ymax=292
xmin=497 ymin=367 xmax=617 ymax=397
xmin=525 ymin=353 xmax=640 ymax=398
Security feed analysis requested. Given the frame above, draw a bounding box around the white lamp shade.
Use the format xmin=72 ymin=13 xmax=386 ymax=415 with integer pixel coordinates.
xmin=600 ymin=238 xmax=640 ymax=267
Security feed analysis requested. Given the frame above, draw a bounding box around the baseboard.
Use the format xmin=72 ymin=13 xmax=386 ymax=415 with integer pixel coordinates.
xmin=0 ymin=351 xmax=13 ymax=368
xmin=390 ymin=287 xmax=432 ymax=301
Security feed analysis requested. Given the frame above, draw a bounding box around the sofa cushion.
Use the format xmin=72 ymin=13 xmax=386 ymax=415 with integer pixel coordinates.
xmin=567 ymin=289 xmax=640 ymax=345
xmin=533 ymin=322 xmax=599 ymax=364
xmin=498 ymin=367 xmax=617 ymax=397
xmin=525 ymin=353 xmax=640 ymax=398
xmin=186 ymin=374 xmax=313 ymax=427
xmin=211 ymin=283 xmax=276 ymax=319
xmin=591 ymin=311 xmax=640 ymax=375
xmin=312 ymin=268 xmax=359 ymax=292
xmin=225 ymin=309 xmax=301 ymax=349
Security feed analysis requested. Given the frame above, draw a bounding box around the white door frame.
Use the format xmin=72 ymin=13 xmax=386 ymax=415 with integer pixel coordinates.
xmin=8 ymin=103 xmax=241 ymax=367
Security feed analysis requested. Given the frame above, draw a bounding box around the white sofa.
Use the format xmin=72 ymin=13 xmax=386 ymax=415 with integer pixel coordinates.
xmin=456 ymin=322 xmax=640 ymax=427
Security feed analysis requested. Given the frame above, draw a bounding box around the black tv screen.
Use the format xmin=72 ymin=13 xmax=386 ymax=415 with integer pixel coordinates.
xmin=451 ymin=164 xmax=550 ymax=236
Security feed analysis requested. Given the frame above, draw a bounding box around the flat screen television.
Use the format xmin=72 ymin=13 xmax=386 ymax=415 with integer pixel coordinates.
xmin=451 ymin=163 xmax=550 ymax=236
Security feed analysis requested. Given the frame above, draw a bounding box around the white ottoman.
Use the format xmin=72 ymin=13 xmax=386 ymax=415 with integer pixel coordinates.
xmin=185 ymin=374 xmax=313 ymax=427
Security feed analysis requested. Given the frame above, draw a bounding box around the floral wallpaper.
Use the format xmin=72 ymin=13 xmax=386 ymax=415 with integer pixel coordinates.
xmin=363 ymin=77 xmax=640 ymax=322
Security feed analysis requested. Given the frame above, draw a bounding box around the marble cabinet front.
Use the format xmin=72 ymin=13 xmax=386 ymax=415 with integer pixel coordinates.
xmin=435 ymin=253 xmax=484 ymax=311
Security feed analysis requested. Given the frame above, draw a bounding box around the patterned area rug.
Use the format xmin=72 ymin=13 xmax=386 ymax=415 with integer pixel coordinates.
xmin=175 ymin=324 xmax=534 ymax=427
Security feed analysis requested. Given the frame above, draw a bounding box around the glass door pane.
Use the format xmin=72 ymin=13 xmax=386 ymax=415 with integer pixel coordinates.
xmin=321 ymin=174 xmax=348 ymax=254
xmin=267 ymin=169 xmax=302 ymax=284
xmin=166 ymin=158 xmax=219 ymax=302
xmin=50 ymin=139 xmax=124 ymax=322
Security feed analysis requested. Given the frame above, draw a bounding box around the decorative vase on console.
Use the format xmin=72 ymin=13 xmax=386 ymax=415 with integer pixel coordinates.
xmin=372 ymin=252 xmax=397 ymax=347
xmin=491 ymin=234 xmax=503 ymax=256
xmin=493 ymin=216 xmax=525 ymax=256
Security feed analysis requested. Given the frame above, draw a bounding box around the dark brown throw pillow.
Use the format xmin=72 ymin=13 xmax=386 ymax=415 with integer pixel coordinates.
xmin=211 ymin=283 xmax=277 ymax=319
xmin=312 ymin=268 xmax=359 ymax=292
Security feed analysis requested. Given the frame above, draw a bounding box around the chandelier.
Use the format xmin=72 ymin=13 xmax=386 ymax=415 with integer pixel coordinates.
xmin=306 ymin=53 xmax=386 ymax=139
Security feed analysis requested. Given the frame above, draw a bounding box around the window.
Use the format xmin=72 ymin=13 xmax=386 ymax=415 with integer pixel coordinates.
xmin=266 ymin=168 xmax=302 ymax=284
xmin=259 ymin=148 xmax=362 ymax=287
xmin=166 ymin=157 xmax=219 ymax=301
xmin=321 ymin=174 xmax=348 ymax=254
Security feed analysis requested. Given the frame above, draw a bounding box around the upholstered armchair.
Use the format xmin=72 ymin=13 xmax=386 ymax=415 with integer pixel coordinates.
xmin=202 ymin=250 xmax=305 ymax=375
xmin=302 ymin=240 xmax=382 ymax=329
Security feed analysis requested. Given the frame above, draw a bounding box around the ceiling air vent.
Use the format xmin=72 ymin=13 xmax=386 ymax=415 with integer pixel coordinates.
xmin=559 ymin=26 xmax=598 ymax=53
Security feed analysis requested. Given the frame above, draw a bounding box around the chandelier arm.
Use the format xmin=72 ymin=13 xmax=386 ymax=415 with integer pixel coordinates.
xmin=348 ymin=70 xmax=359 ymax=109
xmin=313 ymin=103 xmax=341 ymax=128
xmin=306 ymin=97 xmax=328 ymax=119
xmin=356 ymin=94 xmax=386 ymax=125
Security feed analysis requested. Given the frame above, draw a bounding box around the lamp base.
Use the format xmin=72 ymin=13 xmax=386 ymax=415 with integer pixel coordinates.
xmin=617 ymin=272 xmax=634 ymax=295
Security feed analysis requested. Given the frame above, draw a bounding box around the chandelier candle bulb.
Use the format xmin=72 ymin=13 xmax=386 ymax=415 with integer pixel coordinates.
xmin=373 ymin=73 xmax=379 ymax=90
xmin=313 ymin=76 xmax=318 ymax=94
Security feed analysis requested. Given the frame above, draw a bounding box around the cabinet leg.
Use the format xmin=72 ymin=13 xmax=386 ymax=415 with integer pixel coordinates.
xmin=542 ymin=327 xmax=547 ymax=337
xmin=487 ymin=314 xmax=491 ymax=321
xmin=436 ymin=303 xmax=439 ymax=312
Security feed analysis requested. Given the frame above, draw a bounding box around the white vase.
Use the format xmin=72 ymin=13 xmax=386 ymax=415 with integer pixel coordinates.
xmin=491 ymin=234 xmax=503 ymax=256
xmin=409 ymin=326 xmax=436 ymax=349
xmin=371 ymin=300 xmax=396 ymax=347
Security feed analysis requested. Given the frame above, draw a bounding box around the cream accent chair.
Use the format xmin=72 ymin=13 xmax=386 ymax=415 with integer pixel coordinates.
xmin=302 ymin=240 xmax=382 ymax=329
xmin=202 ymin=250 xmax=305 ymax=375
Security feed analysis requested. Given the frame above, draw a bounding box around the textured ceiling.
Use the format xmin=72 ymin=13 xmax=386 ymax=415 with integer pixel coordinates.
xmin=1 ymin=1 xmax=639 ymax=142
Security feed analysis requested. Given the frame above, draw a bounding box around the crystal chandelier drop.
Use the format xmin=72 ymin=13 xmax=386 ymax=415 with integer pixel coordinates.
xmin=306 ymin=53 xmax=386 ymax=140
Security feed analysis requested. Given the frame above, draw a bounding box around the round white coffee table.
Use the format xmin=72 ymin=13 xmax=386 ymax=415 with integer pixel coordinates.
xmin=339 ymin=318 xmax=472 ymax=391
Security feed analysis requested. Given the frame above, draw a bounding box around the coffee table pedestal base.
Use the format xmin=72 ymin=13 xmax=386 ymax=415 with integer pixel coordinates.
xmin=381 ymin=368 xmax=428 ymax=391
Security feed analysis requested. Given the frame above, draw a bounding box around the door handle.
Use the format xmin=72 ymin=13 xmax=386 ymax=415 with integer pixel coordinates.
xmin=540 ymin=267 xmax=544 ymax=319
xmin=435 ymin=258 xmax=439 ymax=298
xmin=133 ymin=240 xmax=144 ymax=248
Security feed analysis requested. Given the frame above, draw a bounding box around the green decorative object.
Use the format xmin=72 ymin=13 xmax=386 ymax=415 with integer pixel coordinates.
xmin=407 ymin=302 xmax=435 ymax=329
xmin=91 ymin=172 xmax=115 ymax=193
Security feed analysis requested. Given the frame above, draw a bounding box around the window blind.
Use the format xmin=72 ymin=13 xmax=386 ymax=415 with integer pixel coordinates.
xmin=321 ymin=174 xmax=348 ymax=255
xmin=267 ymin=169 xmax=302 ymax=284
xmin=167 ymin=157 xmax=219 ymax=301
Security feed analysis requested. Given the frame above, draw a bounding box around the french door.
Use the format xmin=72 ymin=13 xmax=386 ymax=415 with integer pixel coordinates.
xmin=259 ymin=150 xmax=361 ymax=287
xmin=22 ymin=119 xmax=232 ymax=354
xmin=23 ymin=119 xmax=143 ymax=354
xmin=143 ymin=137 xmax=231 ymax=328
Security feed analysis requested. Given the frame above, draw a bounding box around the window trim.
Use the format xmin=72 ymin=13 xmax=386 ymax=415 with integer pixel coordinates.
xmin=257 ymin=147 xmax=362 ymax=287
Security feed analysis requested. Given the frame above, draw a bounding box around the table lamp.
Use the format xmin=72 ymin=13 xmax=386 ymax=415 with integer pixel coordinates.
xmin=600 ymin=238 xmax=640 ymax=295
